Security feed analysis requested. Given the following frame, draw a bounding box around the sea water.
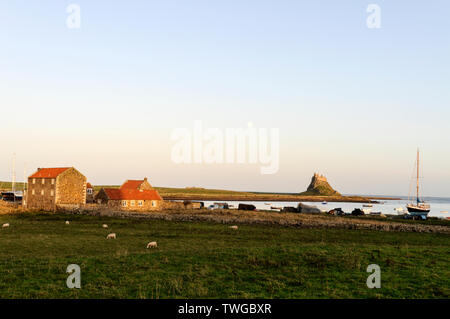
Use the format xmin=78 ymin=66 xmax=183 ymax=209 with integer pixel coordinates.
xmin=203 ymin=196 xmax=450 ymax=218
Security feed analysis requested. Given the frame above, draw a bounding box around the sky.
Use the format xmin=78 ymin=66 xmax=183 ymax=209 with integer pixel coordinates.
xmin=1 ymin=1 xmax=449 ymax=196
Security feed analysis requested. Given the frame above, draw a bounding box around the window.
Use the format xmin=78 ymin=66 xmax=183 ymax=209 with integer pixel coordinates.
xmin=122 ymin=200 xmax=127 ymax=207
xmin=32 ymin=179 xmax=35 ymax=184
xmin=138 ymin=200 xmax=143 ymax=207
xmin=51 ymin=179 xmax=55 ymax=185
xmin=50 ymin=190 xmax=54 ymax=196
xmin=130 ymin=200 xmax=135 ymax=206
xmin=41 ymin=190 xmax=44 ymax=196
xmin=32 ymin=189 xmax=35 ymax=195
xmin=152 ymin=201 xmax=156 ymax=207
xmin=87 ymin=188 xmax=93 ymax=195
xmin=42 ymin=179 xmax=45 ymax=185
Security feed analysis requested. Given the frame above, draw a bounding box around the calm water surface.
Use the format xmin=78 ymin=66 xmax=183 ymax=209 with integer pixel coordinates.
xmin=203 ymin=196 xmax=450 ymax=218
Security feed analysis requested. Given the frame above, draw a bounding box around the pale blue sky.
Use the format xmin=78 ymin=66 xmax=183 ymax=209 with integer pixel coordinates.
xmin=1 ymin=1 xmax=449 ymax=196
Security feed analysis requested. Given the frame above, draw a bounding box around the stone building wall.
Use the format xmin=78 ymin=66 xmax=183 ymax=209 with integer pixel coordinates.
xmin=86 ymin=190 xmax=95 ymax=203
xmin=55 ymin=168 xmax=87 ymax=205
xmin=313 ymin=173 xmax=328 ymax=182
xmin=138 ymin=178 xmax=153 ymax=190
xmin=25 ymin=167 xmax=87 ymax=211
xmin=25 ymin=177 xmax=57 ymax=211
xmin=160 ymin=201 xmax=189 ymax=210
xmin=94 ymin=188 xmax=109 ymax=204
xmin=107 ymin=199 xmax=163 ymax=211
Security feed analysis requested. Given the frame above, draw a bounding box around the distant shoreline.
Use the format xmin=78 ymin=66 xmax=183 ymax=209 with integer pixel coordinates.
xmin=159 ymin=194 xmax=400 ymax=203
xmin=0 ymin=182 xmax=402 ymax=203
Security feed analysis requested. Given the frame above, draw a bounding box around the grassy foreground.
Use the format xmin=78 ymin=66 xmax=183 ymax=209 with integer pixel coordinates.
xmin=0 ymin=212 xmax=448 ymax=299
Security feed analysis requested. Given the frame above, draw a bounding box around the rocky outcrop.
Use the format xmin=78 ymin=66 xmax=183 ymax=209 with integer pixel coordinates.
xmin=300 ymin=173 xmax=341 ymax=196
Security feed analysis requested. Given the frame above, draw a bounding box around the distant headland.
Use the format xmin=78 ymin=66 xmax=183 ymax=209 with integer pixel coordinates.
xmin=299 ymin=173 xmax=341 ymax=196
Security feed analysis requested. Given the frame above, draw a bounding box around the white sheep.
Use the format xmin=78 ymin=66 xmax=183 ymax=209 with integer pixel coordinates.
xmin=2 ymin=223 xmax=10 ymax=228
xmin=106 ymin=233 xmax=116 ymax=239
xmin=65 ymin=221 xmax=70 ymax=225
xmin=146 ymin=241 xmax=158 ymax=248
xmin=229 ymin=225 xmax=238 ymax=230
xmin=102 ymin=224 xmax=108 ymax=228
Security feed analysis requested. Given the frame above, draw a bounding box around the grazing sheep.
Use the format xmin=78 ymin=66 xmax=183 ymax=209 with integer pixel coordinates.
xmin=65 ymin=221 xmax=70 ymax=225
xmin=102 ymin=224 xmax=108 ymax=228
xmin=229 ymin=225 xmax=238 ymax=230
xmin=106 ymin=233 xmax=116 ymax=239
xmin=2 ymin=223 xmax=10 ymax=228
xmin=146 ymin=241 xmax=158 ymax=248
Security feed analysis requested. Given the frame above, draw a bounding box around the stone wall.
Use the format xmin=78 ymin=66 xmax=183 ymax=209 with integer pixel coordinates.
xmin=107 ymin=199 xmax=163 ymax=211
xmin=25 ymin=167 xmax=87 ymax=211
xmin=160 ymin=201 xmax=186 ymax=210
xmin=94 ymin=188 xmax=109 ymax=204
xmin=0 ymin=200 xmax=22 ymax=214
xmin=139 ymin=178 xmax=153 ymax=190
xmin=313 ymin=173 xmax=328 ymax=182
xmin=55 ymin=168 xmax=87 ymax=205
xmin=86 ymin=190 xmax=95 ymax=203
xmin=25 ymin=177 xmax=57 ymax=211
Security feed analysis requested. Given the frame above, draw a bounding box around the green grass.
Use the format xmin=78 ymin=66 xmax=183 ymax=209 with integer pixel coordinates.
xmin=299 ymin=185 xmax=340 ymax=196
xmin=93 ymin=185 xmax=261 ymax=195
xmin=154 ymin=187 xmax=249 ymax=195
xmin=0 ymin=181 xmax=25 ymax=191
xmin=0 ymin=213 xmax=448 ymax=299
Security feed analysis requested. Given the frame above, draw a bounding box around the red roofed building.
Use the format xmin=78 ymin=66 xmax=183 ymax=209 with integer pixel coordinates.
xmin=25 ymin=167 xmax=87 ymax=211
xmin=120 ymin=178 xmax=153 ymax=191
xmin=95 ymin=178 xmax=163 ymax=211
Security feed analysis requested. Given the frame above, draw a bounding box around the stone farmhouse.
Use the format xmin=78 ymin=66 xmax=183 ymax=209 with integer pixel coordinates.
xmin=95 ymin=177 xmax=163 ymax=211
xmin=24 ymin=167 xmax=87 ymax=211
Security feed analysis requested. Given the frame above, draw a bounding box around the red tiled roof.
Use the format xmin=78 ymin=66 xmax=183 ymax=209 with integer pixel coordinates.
xmin=120 ymin=180 xmax=145 ymax=190
xmin=86 ymin=182 xmax=93 ymax=189
xmin=29 ymin=167 xmax=71 ymax=179
xmin=103 ymin=188 xmax=162 ymax=201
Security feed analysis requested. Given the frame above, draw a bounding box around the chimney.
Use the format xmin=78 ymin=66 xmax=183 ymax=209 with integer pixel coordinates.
xmin=144 ymin=177 xmax=147 ymax=182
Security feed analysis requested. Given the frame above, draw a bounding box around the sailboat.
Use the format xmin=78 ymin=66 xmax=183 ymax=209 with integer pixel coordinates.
xmin=406 ymin=149 xmax=430 ymax=216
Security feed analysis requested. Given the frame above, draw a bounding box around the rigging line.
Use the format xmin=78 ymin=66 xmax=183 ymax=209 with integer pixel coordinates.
xmin=408 ymin=155 xmax=417 ymax=203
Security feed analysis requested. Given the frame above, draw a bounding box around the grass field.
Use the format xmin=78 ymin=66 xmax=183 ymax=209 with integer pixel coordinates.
xmin=0 ymin=212 xmax=448 ymax=299
xmin=0 ymin=181 xmax=25 ymax=191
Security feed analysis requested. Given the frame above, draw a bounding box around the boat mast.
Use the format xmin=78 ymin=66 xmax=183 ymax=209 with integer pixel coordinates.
xmin=416 ymin=148 xmax=419 ymax=204
xmin=12 ymin=153 xmax=16 ymax=203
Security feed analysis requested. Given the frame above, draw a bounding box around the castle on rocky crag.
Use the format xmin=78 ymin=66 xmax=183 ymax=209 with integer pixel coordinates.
xmin=312 ymin=173 xmax=328 ymax=183
xmin=300 ymin=172 xmax=341 ymax=196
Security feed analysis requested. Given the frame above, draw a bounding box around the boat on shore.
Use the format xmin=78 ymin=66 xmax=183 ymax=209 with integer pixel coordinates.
xmin=406 ymin=149 xmax=430 ymax=216
xmin=1 ymin=191 xmax=23 ymax=202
